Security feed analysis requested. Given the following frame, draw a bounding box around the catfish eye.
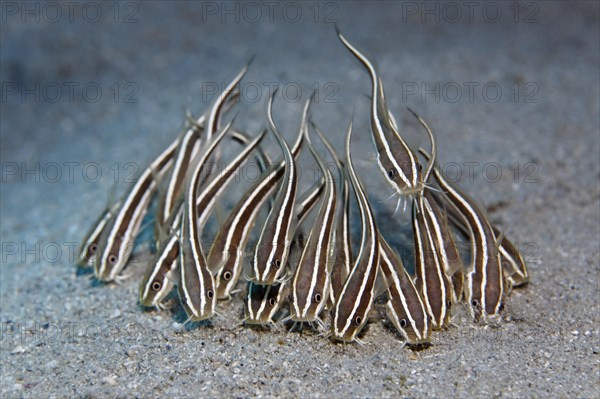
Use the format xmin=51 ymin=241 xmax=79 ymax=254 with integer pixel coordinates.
xmin=207 ymin=290 xmax=214 ymax=299
xmin=387 ymin=169 xmax=395 ymax=179
xmin=399 ymin=319 xmax=407 ymax=328
xmin=151 ymin=281 xmax=162 ymax=291
xmin=223 ymin=271 xmax=232 ymax=281
xmin=418 ymin=163 xmax=423 ymax=171
xmin=472 ymin=299 xmax=480 ymax=308
xmin=274 ymin=259 xmax=281 ymax=268
xmin=447 ymin=300 xmax=452 ymax=309
xmin=314 ymin=293 xmax=322 ymax=303
xmin=89 ymin=244 xmax=98 ymax=254
xmin=108 ymin=255 xmax=117 ymax=265
xmin=268 ymin=298 xmax=276 ymax=307
xmin=354 ymin=316 xmax=362 ymax=326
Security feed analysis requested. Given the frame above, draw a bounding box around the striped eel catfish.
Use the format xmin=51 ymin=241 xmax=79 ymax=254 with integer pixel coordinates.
xmin=154 ymin=115 xmax=203 ymax=231
xmin=141 ymin=126 xmax=264 ymax=311
xmin=177 ymin=121 xmax=268 ymax=321
xmin=311 ymin=123 xmax=352 ymax=308
xmin=331 ymin=121 xmax=380 ymax=344
xmin=409 ymin=109 xmax=455 ymax=328
xmin=209 ymin=121 xmax=306 ymax=300
xmin=336 ymin=28 xmax=424 ymax=199
xmin=421 ymin=190 xmax=465 ymax=304
xmin=161 ymin=129 xmax=271 ymax=239
xmin=78 ymin=199 xmax=121 ymax=268
xmin=94 ymin=66 xmax=245 ymax=283
xmin=205 ymin=58 xmax=253 ymax=144
xmin=289 ymin=124 xmax=337 ymax=324
xmin=244 ymin=281 xmax=288 ymax=326
xmin=177 ymin=121 xmax=234 ymax=321
xmin=139 ymin=220 xmax=181 ymax=310
xmin=149 ymin=95 xmax=241 ymax=254
xmin=252 ymin=92 xmax=312 ymax=284
xmin=280 ymin=179 xmax=326 ymax=276
xmin=242 ymin=182 xmax=324 ymax=326
xmin=412 ymin=194 xmax=454 ymax=330
xmin=378 ymin=233 xmax=431 ymax=345
xmin=244 ymin=225 xmax=308 ymax=326
xmin=494 ymin=227 xmax=529 ymax=290
xmin=408 ymin=113 xmax=464 ymax=303
xmin=140 ymin=130 xmax=273 ymax=309
xmin=418 ymin=148 xmax=505 ymax=322
xmin=156 ymin=64 xmax=247 ymax=229
xmin=432 ymin=191 xmax=529 ymax=291
xmin=418 ymin=150 xmax=528 ymax=292
xmin=94 ymin=136 xmax=180 ymax=283
xmin=194 ymin=131 xmax=268 ymax=238
xmin=155 ymin=60 xmax=247 ymax=233
xmin=295 ymin=180 xmax=325 ymax=226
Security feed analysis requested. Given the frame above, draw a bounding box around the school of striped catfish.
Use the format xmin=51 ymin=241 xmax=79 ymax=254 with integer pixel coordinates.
xmin=78 ymin=30 xmax=529 ymax=347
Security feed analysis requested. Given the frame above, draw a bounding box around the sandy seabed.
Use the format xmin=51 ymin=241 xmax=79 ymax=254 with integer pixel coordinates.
xmin=1 ymin=2 xmax=598 ymax=398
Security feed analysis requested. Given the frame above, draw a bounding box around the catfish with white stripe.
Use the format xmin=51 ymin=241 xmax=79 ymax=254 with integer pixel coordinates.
xmin=421 ymin=190 xmax=464 ymax=303
xmin=295 ymin=181 xmax=325 ymax=225
xmin=140 ymin=131 xmax=266 ymax=308
xmin=434 ymin=193 xmax=528 ymax=291
xmin=138 ymin=92 xmax=250 ymax=306
xmin=402 ymin=110 xmax=461 ymax=304
xmin=409 ymin=109 xmax=462 ymax=308
xmin=336 ymin=28 xmax=424 ymax=197
xmin=331 ymin=121 xmax=380 ymax=343
xmin=244 ymin=281 xmax=288 ymax=326
xmin=244 ymin=229 xmax=306 ymax=326
xmin=412 ymin=194 xmax=453 ymax=329
xmin=205 ymin=59 xmax=252 ymax=144
xmin=311 ymin=123 xmax=352 ymax=308
xmin=287 ymin=179 xmax=327 ymax=261
xmin=152 ymin=106 xmax=231 ymax=240
xmin=195 ymin=133 xmax=268 ymax=236
xmin=78 ymin=200 xmax=120 ymax=268
xmin=177 ymin=119 xmax=253 ymax=321
xmin=139 ymin=223 xmax=179 ymax=309
xmin=329 ymin=177 xmax=353 ymax=309
xmin=378 ymin=233 xmax=431 ymax=345
xmin=154 ymin=114 xmax=204 ymax=229
xmin=94 ymin=136 xmax=180 ymax=282
xmin=494 ymin=227 xmax=529 ymax=290
xmin=162 ymin=129 xmax=271 ymax=238
xmin=140 ymin=128 xmax=267 ymax=310
xmin=157 ymin=63 xmax=248 ymax=229
xmin=252 ymin=92 xmax=311 ymax=284
xmin=289 ymin=125 xmax=337 ymax=323
xmin=210 ymin=123 xmax=306 ymax=299
xmin=418 ymin=149 xmax=505 ymax=321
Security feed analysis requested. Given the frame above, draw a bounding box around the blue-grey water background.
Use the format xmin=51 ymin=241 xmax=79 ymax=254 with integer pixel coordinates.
xmin=1 ymin=1 xmax=598 ymax=397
